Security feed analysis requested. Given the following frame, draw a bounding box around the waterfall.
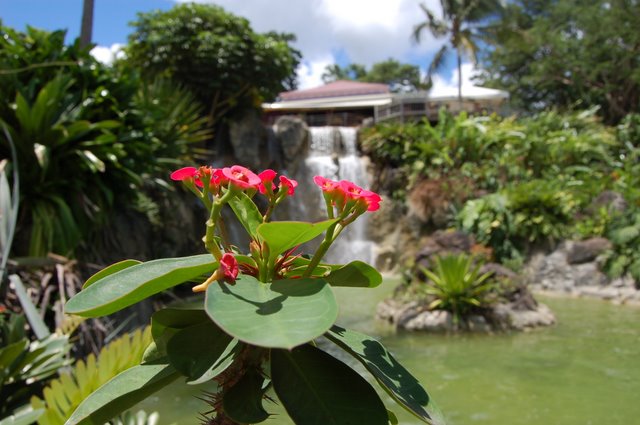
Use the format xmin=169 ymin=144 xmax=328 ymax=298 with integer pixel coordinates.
xmin=290 ymin=127 xmax=376 ymax=265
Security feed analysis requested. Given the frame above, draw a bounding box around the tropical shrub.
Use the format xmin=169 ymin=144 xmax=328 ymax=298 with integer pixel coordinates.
xmin=420 ymin=254 xmax=496 ymax=322
xmin=62 ymin=166 xmax=444 ymax=425
xmin=0 ymin=312 xmax=70 ymax=422
xmin=602 ymin=210 xmax=640 ymax=286
xmin=30 ymin=327 xmax=153 ymax=425
xmin=0 ymin=24 xmax=210 ymax=257
xmin=125 ymin=3 xmax=301 ymax=125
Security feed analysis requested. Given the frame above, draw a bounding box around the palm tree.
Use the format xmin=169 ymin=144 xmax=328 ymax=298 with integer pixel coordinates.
xmin=80 ymin=0 xmax=95 ymax=48
xmin=413 ymin=0 xmax=502 ymax=106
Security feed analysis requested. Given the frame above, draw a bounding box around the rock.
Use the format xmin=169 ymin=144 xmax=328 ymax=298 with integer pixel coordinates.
xmin=228 ymin=110 xmax=266 ymax=170
xmin=432 ymin=230 xmax=475 ymax=252
xmin=590 ymin=190 xmax=628 ymax=213
xmin=494 ymin=302 xmax=556 ymax=330
xmin=273 ymin=116 xmax=309 ymax=174
xmin=402 ymin=310 xmax=454 ymax=332
xmin=567 ymin=237 xmax=612 ymax=264
xmin=481 ymin=263 xmax=517 ymax=280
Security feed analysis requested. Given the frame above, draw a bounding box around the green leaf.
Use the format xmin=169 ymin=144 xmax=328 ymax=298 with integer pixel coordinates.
xmin=65 ymin=255 xmax=216 ymax=317
xmin=205 ymin=275 xmax=338 ymax=349
xmin=228 ymin=192 xmax=263 ymax=240
xmin=326 ymin=326 xmax=445 ymax=425
xmin=148 ymin=304 xmax=210 ymax=363
xmin=325 ymin=261 xmax=383 ymax=288
xmin=65 ymin=363 xmax=179 ymax=425
xmin=8 ymin=274 xmax=50 ymax=339
xmin=166 ymin=320 xmax=234 ymax=382
xmin=257 ymin=220 xmax=336 ymax=263
xmin=271 ymin=344 xmax=388 ymax=425
xmin=0 ymin=406 xmax=44 ymax=425
xmin=223 ymin=367 xmax=269 ymax=424
xmin=83 ymin=260 xmax=142 ymax=289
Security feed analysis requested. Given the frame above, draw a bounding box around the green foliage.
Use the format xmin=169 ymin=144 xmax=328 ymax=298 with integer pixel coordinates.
xmin=420 ymin=254 xmax=496 ymax=321
xmin=30 ymin=327 xmax=153 ymax=425
xmin=457 ymin=180 xmax=576 ymax=261
xmin=322 ymin=59 xmax=426 ymax=92
xmin=478 ymin=0 xmax=640 ymax=124
xmin=0 ymin=312 xmax=70 ymax=421
xmin=125 ymin=3 xmax=301 ymax=124
xmin=0 ymin=24 xmax=209 ymax=257
xmin=602 ymin=211 xmax=640 ymax=285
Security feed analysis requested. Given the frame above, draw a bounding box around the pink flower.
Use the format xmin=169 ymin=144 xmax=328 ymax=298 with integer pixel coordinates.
xmin=313 ymin=175 xmax=339 ymax=192
xmin=258 ymin=169 xmax=277 ymax=194
xmin=338 ymin=180 xmax=382 ymax=212
xmin=219 ymin=253 xmax=239 ymax=281
xmin=222 ymin=165 xmax=261 ymax=190
xmin=279 ymin=175 xmax=298 ymax=196
xmin=171 ymin=167 xmax=198 ymax=181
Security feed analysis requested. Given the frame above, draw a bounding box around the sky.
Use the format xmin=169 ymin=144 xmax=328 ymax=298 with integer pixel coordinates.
xmin=0 ymin=0 xmax=476 ymax=91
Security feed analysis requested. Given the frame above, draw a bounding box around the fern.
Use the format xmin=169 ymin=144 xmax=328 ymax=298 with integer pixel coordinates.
xmin=31 ymin=327 xmax=152 ymax=425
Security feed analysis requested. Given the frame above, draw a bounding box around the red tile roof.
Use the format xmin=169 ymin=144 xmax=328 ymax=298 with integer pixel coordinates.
xmin=279 ymin=80 xmax=389 ymax=101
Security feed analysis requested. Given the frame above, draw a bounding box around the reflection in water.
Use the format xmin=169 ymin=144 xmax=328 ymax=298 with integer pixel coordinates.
xmin=138 ymin=284 xmax=640 ymax=425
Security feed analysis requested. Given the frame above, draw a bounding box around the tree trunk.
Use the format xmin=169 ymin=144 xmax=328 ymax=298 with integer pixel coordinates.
xmin=80 ymin=0 xmax=95 ymax=48
xmin=457 ymin=49 xmax=463 ymax=110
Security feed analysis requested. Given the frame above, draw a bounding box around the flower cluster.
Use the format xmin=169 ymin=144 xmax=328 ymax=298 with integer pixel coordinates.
xmin=170 ymin=164 xmax=381 ymax=289
xmin=313 ymin=176 xmax=382 ymax=215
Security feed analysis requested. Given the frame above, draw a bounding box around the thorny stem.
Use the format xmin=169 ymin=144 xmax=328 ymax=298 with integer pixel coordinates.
xmin=201 ymin=345 xmax=267 ymax=425
xmin=204 ymin=189 xmax=237 ymax=261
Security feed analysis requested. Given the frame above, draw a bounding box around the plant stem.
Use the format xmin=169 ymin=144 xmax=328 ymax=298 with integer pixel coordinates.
xmin=302 ymin=222 xmax=341 ymax=278
xmin=204 ymin=190 xmax=236 ymax=260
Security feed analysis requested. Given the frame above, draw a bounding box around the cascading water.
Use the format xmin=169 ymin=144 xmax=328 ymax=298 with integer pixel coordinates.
xmin=290 ymin=126 xmax=376 ymax=265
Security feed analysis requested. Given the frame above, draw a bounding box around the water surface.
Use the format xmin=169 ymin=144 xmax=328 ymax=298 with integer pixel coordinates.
xmin=139 ymin=283 xmax=640 ymax=425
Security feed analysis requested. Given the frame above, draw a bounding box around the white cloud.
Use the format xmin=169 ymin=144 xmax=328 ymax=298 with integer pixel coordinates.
xmin=179 ymin=0 xmax=445 ymax=88
xmin=296 ymin=56 xmax=335 ymax=90
xmin=90 ymin=43 xmax=124 ymax=65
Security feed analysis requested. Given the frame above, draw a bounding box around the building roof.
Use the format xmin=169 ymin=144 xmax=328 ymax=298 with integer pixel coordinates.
xmin=264 ymin=81 xmax=508 ymax=112
xmin=278 ymin=80 xmax=389 ymax=101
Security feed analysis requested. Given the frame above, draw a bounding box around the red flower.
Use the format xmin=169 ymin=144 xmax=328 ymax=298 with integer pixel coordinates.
xmin=222 ymin=165 xmax=261 ymax=190
xmin=338 ymin=180 xmax=382 ymax=212
xmin=258 ymin=169 xmax=277 ymax=194
xmin=219 ymin=253 xmax=239 ymax=281
xmin=171 ymin=167 xmax=198 ymax=181
xmin=313 ymin=175 xmax=339 ymax=192
xmin=279 ymin=175 xmax=298 ymax=196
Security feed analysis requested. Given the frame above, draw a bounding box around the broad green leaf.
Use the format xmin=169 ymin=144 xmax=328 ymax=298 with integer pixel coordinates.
xmin=257 ymin=220 xmax=336 ymax=263
xmin=271 ymin=344 xmax=388 ymax=425
xmin=148 ymin=304 xmax=210 ymax=362
xmin=166 ymin=320 xmax=233 ymax=381
xmin=8 ymin=274 xmax=50 ymax=339
xmin=205 ymin=275 xmax=338 ymax=349
xmin=324 ymin=261 xmax=383 ymax=288
xmin=188 ymin=338 xmax=242 ymax=385
xmin=0 ymin=406 xmax=44 ymax=425
xmin=65 ymin=363 xmax=179 ymax=425
xmin=228 ymin=192 xmax=263 ymax=240
xmin=83 ymin=260 xmax=142 ymax=289
xmin=326 ymin=326 xmax=445 ymax=425
xmin=387 ymin=410 xmax=399 ymax=425
xmin=223 ymin=367 xmax=269 ymax=424
xmin=65 ymin=255 xmax=216 ymax=317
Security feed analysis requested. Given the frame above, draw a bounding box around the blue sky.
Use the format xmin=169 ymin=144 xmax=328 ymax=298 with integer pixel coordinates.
xmin=1 ymin=0 xmax=469 ymax=90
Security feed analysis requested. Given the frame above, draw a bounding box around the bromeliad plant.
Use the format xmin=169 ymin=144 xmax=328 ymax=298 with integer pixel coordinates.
xmin=64 ymin=165 xmax=444 ymax=425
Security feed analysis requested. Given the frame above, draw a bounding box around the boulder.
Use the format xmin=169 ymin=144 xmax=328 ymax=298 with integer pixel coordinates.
xmin=228 ymin=110 xmax=266 ymax=170
xmin=566 ymin=237 xmax=612 ymax=264
xmin=273 ymin=116 xmax=309 ymax=174
xmin=590 ymin=190 xmax=627 ymax=213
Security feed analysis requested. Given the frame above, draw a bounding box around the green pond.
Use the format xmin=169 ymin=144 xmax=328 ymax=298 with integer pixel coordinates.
xmin=137 ymin=282 xmax=640 ymax=425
